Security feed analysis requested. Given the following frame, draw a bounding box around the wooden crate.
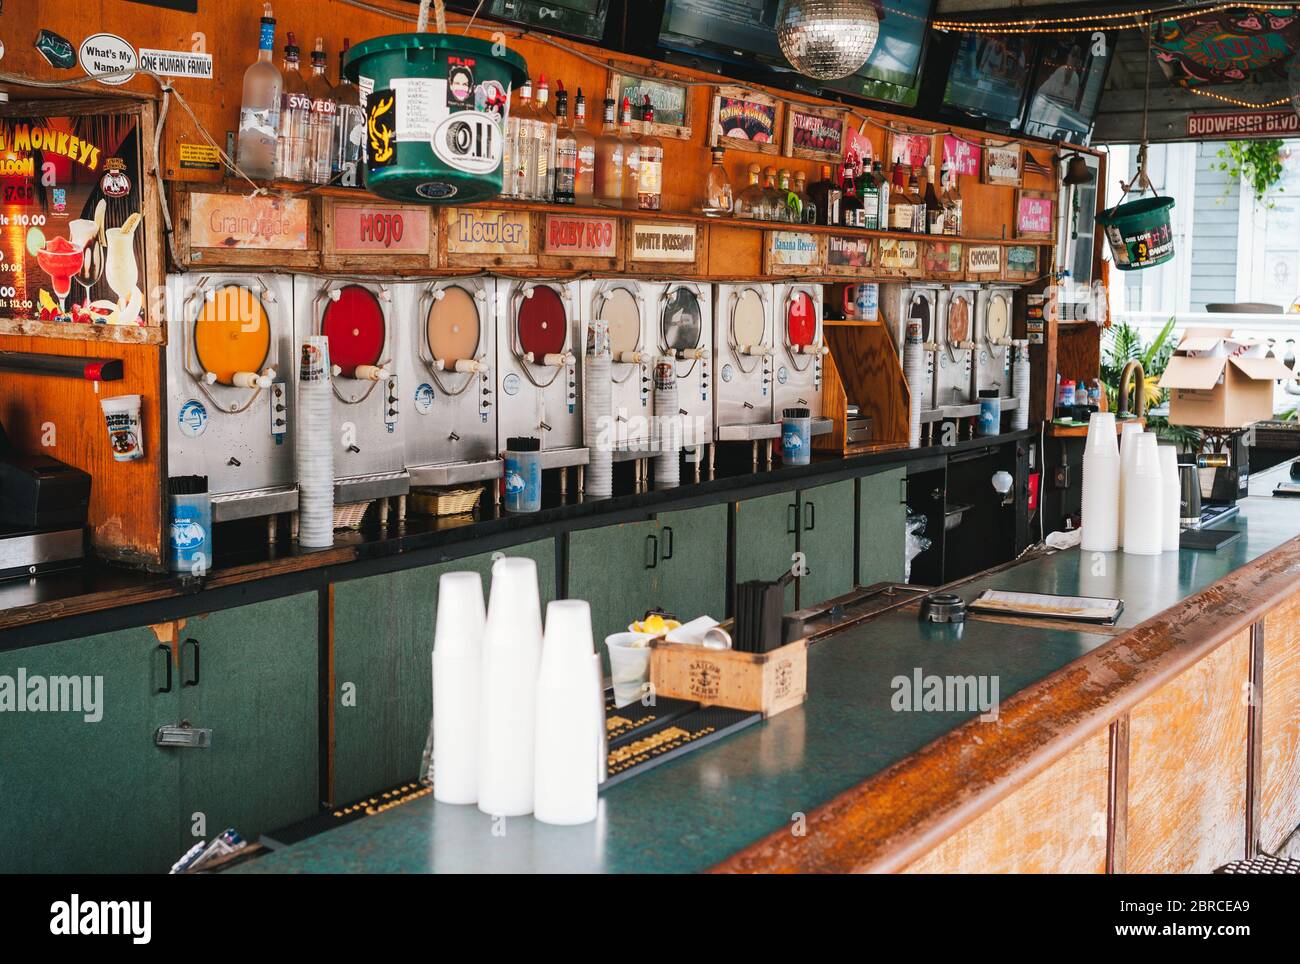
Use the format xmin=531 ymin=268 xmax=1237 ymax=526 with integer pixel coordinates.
xmin=649 ymin=638 xmax=808 ymax=718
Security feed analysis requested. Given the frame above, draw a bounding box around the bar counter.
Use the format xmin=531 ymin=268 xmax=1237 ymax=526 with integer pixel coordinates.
xmin=232 ymin=465 xmax=1300 ymax=874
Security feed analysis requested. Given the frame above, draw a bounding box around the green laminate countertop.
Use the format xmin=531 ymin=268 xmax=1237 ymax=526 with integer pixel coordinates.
xmin=236 ymin=479 xmax=1300 ymax=874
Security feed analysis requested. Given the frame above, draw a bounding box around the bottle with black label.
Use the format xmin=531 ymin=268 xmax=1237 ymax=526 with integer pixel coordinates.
xmin=839 ymin=165 xmax=861 ymax=228
xmin=552 ymin=85 xmax=577 ymax=204
xmin=808 ymin=164 xmax=841 ymax=226
xmin=858 ymin=162 xmax=880 ymax=231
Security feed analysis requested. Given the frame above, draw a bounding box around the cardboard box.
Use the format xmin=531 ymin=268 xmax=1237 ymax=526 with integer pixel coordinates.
xmin=1159 ymin=330 xmax=1292 ymax=428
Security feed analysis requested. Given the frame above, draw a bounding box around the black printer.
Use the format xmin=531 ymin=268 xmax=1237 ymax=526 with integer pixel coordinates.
xmin=0 ymin=420 xmax=90 ymax=579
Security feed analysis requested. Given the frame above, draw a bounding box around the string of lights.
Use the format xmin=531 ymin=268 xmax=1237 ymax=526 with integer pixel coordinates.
xmin=932 ymin=2 xmax=1300 ymax=34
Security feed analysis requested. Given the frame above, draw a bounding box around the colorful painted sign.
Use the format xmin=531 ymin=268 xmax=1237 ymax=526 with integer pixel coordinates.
xmin=1016 ymin=191 xmax=1056 ymax=240
xmin=942 ymin=135 xmax=982 ymax=178
xmin=826 ymin=234 xmax=874 ymax=271
xmin=841 ymin=123 xmax=874 ymax=178
xmin=630 ymin=223 xmax=697 ymax=263
xmin=877 ymin=237 xmax=921 ymax=275
xmin=767 ymin=231 xmax=820 ymax=267
xmin=1005 ymin=244 xmax=1040 ymax=280
xmin=890 ymin=131 xmax=933 ymax=169
xmin=1155 ymin=8 xmax=1300 ymax=87
xmin=710 ymin=86 xmax=779 ymax=154
xmin=924 ymin=240 xmax=965 ymax=277
xmin=190 ymin=192 xmax=310 ymax=250
xmin=331 ymin=203 xmax=431 ymax=255
xmin=445 ymin=208 xmax=531 ymax=255
xmin=784 ymin=106 xmax=845 ymax=163
xmin=542 ymin=214 xmax=618 ymax=258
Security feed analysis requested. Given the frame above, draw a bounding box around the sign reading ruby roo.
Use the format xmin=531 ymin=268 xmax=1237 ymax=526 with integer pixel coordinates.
xmin=1187 ymin=110 xmax=1300 ymax=140
xmin=543 ymin=214 xmax=617 ymax=258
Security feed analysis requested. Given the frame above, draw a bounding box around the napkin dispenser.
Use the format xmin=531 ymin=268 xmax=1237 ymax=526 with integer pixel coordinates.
xmin=0 ymin=451 xmax=92 ymax=529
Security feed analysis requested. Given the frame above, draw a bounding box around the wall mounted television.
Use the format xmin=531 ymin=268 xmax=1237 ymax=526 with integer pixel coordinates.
xmin=1020 ymin=32 xmax=1114 ymax=144
xmin=941 ymin=31 xmax=1035 ymax=126
xmin=442 ymin=0 xmax=611 ymax=43
xmin=819 ymin=0 xmax=936 ymax=108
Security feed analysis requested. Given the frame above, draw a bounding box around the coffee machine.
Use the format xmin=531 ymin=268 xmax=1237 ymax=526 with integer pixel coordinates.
xmin=166 ymin=273 xmax=297 ymax=526
xmin=293 ymin=277 xmax=409 ymax=507
xmin=772 ymin=282 xmax=832 ymax=440
xmin=496 ymin=279 xmax=587 ymax=481
xmin=398 ymin=277 xmax=500 ymax=487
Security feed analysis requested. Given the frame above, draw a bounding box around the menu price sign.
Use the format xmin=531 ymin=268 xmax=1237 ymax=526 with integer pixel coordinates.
xmin=765 ymin=231 xmax=822 ymax=275
xmin=629 ymin=223 xmax=698 ymax=263
xmin=542 ymin=214 xmax=618 ymax=259
xmin=0 ymin=113 xmax=149 ymax=327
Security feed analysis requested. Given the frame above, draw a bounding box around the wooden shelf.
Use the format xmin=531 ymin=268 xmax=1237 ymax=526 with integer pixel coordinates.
xmin=1047 ymin=417 xmax=1144 ymax=438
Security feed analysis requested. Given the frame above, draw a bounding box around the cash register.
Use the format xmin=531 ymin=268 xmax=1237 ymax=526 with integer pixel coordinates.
xmin=0 ymin=420 xmax=90 ymax=580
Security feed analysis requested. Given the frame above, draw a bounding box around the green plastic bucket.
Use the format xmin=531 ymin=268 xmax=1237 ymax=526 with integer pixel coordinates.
xmin=1097 ymin=195 xmax=1176 ymax=271
xmin=343 ymin=33 xmax=527 ymax=204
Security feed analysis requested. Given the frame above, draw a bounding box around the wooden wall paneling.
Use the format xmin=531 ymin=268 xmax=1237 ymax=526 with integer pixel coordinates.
xmin=812 ymin=339 xmax=847 ymax=454
xmin=1056 ymin=324 xmax=1102 ymax=388
xmin=903 ymin=727 xmax=1110 ymax=874
xmin=1261 ymin=592 xmax=1300 ymax=853
xmin=1126 ymin=630 xmax=1251 ymax=873
xmin=823 ymin=321 xmax=909 ymax=446
xmin=0 ymin=334 xmax=165 ymax=567
xmin=705 ymin=223 xmax=764 ymax=278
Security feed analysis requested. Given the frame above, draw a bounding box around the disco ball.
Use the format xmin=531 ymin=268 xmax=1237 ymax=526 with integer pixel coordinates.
xmin=777 ymin=0 xmax=880 ymax=81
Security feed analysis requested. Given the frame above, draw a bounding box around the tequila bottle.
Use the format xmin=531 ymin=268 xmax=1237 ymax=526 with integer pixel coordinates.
xmin=735 ymin=164 xmax=768 ymax=220
xmin=531 ymin=75 xmax=556 ymax=200
xmin=503 ymin=78 xmax=534 ymax=199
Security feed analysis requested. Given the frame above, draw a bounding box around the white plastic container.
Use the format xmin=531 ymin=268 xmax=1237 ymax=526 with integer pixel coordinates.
xmin=1081 ymin=412 xmax=1120 ymax=553
xmin=432 ymin=571 xmax=486 ymax=805
xmin=1122 ymin=433 xmax=1164 ymax=556
xmin=534 ymin=600 xmax=600 ymax=826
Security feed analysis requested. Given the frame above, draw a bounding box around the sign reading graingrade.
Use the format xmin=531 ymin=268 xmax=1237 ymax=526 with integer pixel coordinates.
xmin=137 ymin=48 xmax=213 ymax=79
xmin=331 ymin=202 xmax=431 ymax=255
xmin=1188 ymin=109 xmax=1300 ymax=139
xmin=966 ymin=244 xmax=1003 ymax=276
xmin=630 ymin=222 xmax=696 ymax=262
xmin=543 ymin=214 xmax=618 ymax=258
xmin=445 ymin=207 xmax=531 ymax=255
xmin=190 ymin=192 xmax=310 ymax=250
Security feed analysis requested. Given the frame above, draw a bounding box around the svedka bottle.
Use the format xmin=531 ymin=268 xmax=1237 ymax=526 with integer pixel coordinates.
xmin=236 ymin=3 xmax=282 ymax=180
xmin=275 ymin=32 xmax=310 ymax=181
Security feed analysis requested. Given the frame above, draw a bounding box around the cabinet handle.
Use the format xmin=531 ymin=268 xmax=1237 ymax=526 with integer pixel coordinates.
xmin=645 ymin=534 xmax=659 ymax=569
xmin=183 ymin=638 xmax=200 ymax=688
xmin=662 ymin=526 xmax=674 ymax=560
xmin=156 ymin=644 xmax=172 ymax=694
xmin=805 ymin=501 xmax=816 ymax=531
xmin=787 ymin=503 xmax=798 ymax=534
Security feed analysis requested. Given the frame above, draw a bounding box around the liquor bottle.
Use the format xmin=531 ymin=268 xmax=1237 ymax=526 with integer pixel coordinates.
xmin=858 ymin=162 xmax=880 ymax=231
xmin=637 ymin=96 xmax=663 ymax=211
xmin=531 ymin=75 xmax=556 ymax=200
xmin=593 ymin=93 xmax=623 ymax=207
xmin=572 ymin=88 xmax=596 ymax=206
xmin=276 ymin=32 xmax=311 ymax=181
xmin=237 ymin=3 xmax=282 ymax=181
xmin=925 ymin=158 xmax=945 ymax=235
xmin=943 ymin=160 xmax=963 ymax=236
xmin=735 ymin=163 xmax=767 ymax=220
xmin=701 ymin=147 xmax=733 ymax=218
xmin=793 ymin=171 xmax=817 ymax=225
xmin=760 ymin=167 xmax=784 ymax=222
xmin=331 ymin=38 xmax=365 ymax=186
xmin=305 ymin=38 xmax=336 ymax=185
xmin=807 ymin=164 xmax=840 ymax=226
xmin=907 ymin=165 xmax=926 ymax=234
xmin=552 ymin=85 xmax=577 ymax=205
xmin=504 ymin=77 xmax=534 ymax=199
xmin=839 ymin=165 xmax=861 ymax=228
xmin=618 ymin=96 xmax=641 ymax=210
xmin=776 ymin=169 xmax=800 ymax=223
xmin=888 ymin=164 xmax=914 ymax=233
xmin=872 ymin=160 xmax=891 ymax=232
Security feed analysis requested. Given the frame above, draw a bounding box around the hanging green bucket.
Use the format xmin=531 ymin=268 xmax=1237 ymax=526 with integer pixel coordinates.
xmin=343 ymin=33 xmax=527 ymax=204
xmin=1097 ymin=195 xmax=1176 ymax=271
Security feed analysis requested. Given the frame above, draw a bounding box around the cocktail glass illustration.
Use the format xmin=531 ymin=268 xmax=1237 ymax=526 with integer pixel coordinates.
xmin=68 ymin=218 xmax=104 ymax=309
xmin=36 ymin=235 xmax=84 ymax=316
xmin=105 ymin=213 xmax=143 ymax=311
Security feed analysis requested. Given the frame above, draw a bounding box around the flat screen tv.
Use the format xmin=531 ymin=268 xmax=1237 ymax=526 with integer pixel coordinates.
xmin=659 ymin=0 xmax=786 ymax=67
xmin=942 ymin=31 xmax=1034 ymax=124
xmin=1021 ymin=32 xmax=1114 ymax=143
xmin=819 ymin=0 xmax=934 ymax=107
xmin=477 ymin=0 xmax=610 ymax=42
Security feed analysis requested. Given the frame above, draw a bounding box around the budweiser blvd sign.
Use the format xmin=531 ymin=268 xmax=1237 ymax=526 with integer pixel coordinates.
xmin=330 ymin=203 xmax=431 ymax=255
xmin=543 ymin=214 xmax=618 ymax=258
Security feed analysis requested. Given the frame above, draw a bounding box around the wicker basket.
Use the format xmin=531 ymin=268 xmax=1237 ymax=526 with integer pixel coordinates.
xmin=409 ymin=486 xmax=484 ymax=517
xmin=333 ymin=501 xmax=371 ymax=530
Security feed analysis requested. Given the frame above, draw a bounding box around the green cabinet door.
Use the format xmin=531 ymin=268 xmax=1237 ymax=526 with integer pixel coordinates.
xmin=858 ymin=467 xmax=907 ymax=587
xmin=734 ymin=491 xmax=799 ymax=612
xmin=656 ymin=504 xmax=729 ymax=624
xmin=176 ymin=593 xmax=319 ymax=851
xmin=798 ymin=479 xmax=856 ymax=608
xmin=332 ymin=540 xmax=555 ymax=805
xmin=568 ymin=521 xmax=662 ymax=648
xmin=0 ymin=627 xmax=181 ymax=873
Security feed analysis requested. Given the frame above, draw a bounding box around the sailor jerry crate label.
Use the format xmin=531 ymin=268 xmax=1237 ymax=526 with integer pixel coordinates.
xmin=542 ymin=214 xmax=618 ymax=258
xmin=966 ymin=244 xmax=1003 ymax=276
xmin=444 ymin=208 xmax=531 ymax=255
xmin=629 ymin=222 xmax=696 ymax=262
